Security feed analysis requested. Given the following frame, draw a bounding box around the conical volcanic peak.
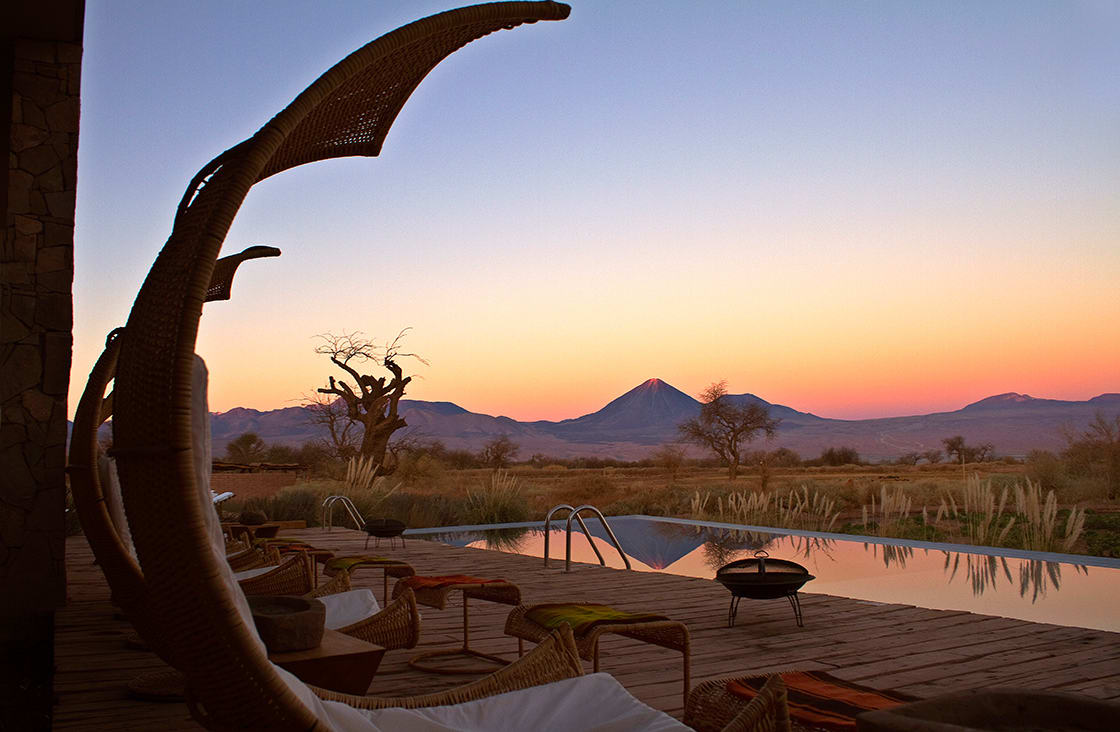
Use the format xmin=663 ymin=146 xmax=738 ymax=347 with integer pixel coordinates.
xmin=565 ymin=378 xmax=702 ymax=432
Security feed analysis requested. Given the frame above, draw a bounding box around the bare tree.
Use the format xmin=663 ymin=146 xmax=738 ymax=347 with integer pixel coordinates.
xmin=942 ymin=435 xmax=995 ymax=464
xmin=225 ymin=432 xmax=266 ymax=464
xmin=922 ymin=449 xmax=943 ymax=464
xmin=314 ymin=330 xmax=427 ymax=475
xmin=1062 ymin=412 xmax=1120 ymax=500
xmin=652 ymin=443 xmax=688 ymax=480
xmin=678 ymin=381 xmax=780 ymax=480
xmin=303 ymin=391 xmax=359 ymax=460
xmin=479 ymin=435 xmax=519 ymax=470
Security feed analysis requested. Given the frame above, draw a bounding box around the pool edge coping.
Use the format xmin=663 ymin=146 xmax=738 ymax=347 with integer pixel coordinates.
xmin=403 ymin=514 xmax=1120 ymax=570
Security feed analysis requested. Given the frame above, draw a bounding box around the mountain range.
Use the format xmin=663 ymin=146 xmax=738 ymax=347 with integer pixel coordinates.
xmin=205 ymin=379 xmax=1120 ymax=460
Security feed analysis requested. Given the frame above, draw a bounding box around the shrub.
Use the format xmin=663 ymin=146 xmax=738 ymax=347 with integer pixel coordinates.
xmin=464 ymin=470 xmax=529 ymax=525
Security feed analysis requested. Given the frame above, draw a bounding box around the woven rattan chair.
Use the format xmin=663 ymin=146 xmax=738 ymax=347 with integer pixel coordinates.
xmin=74 ymin=4 xmax=573 ymax=728
xmin=684 ymin=675 xmax=791 ymax=732
xmin=505 ymin=603 xmax=692 ymax=708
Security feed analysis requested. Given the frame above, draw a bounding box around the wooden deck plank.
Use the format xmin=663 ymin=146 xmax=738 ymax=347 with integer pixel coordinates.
xmin=54 ymin=529 xmax=1120 ymax=729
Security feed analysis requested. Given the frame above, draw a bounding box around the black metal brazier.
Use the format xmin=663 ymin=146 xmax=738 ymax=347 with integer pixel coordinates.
xmin=363 ymin=518 xmax=406 ymax=549
xmin=715 ymin=551 xmax=815 ymax=628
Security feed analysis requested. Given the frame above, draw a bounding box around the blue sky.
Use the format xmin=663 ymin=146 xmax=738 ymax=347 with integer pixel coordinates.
xmin=73 ymin=1 xmax=1120 ymax=420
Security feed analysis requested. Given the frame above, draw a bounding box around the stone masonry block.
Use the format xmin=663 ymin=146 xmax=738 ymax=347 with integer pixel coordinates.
xmin=10 ymin=124 xmax=50 ymax=153
xmin=11 ymin=233 xmax=37 ymax=263
xmin=43 ymin=222 xmax=72 ymax=248
xmin=42 ymin=333 xmax=71 ymax=396
xmin=29 ymin=191 xmax=48 ymax=216
xmin=19 ymin=98 xmax=46 ymax=129
xmin=7 ymin=170 xmax=33 ymax=212
xmin=12 ymin=72 xmax=62 ymax=103
xmin=57 ymin=44 xmax=83 ymax=64
xmin=37 ymin=271 xmax=73 ymax=294
xmin=36 ymin=164 xmax=64 ymax=193
xmin=0 ymin=444 xmax=35 ymax=507
xmin=45 ymin=99 xmax=80 ymax=133
xmin=1 ymin=422 xmax=27 ymax=450
xmin=34 ymin=293 xmax=72 ymax=331
xmin=21 ymin=391 xmax=54 ymax=423
xmin=14 ymin=42 xmax=57 ymax=64
xmin=9 ymin=295 xmax=36 ymax=327
xmin=0 ymin=312 xmax=30 ymax=344
xmin=44 ymin=190 xmax=77 ymax=219
xmin=18 ymin=146 xmax=60 ymax=177
xmin=36 ymin=247 xmax=70 ymax=274
xmin=0 ymin=345 xmax=41 ymax=403
xmin=12 ymin=215 xmax=43 ymax=236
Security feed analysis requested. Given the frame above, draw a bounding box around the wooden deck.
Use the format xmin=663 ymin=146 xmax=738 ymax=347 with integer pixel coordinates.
xmin=56 ymin=528 xmax=1120 ymax=729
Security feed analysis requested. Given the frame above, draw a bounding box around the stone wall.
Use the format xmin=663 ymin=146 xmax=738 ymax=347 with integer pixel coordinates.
xmin=1 ymin=38 xmax=80 ymax=621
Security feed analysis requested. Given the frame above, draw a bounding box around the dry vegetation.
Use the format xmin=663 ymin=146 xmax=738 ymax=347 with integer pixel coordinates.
xmin=219 ymin=457 xmax=1120 ymax=557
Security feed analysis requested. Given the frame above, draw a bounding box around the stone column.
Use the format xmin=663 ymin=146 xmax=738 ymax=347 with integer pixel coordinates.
xmin=1 ymin=38 xmax=81 ymax=730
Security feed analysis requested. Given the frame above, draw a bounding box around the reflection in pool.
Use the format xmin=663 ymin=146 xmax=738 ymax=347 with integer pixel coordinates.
xmin=414 ymin=516 xmax=1120 ymax=632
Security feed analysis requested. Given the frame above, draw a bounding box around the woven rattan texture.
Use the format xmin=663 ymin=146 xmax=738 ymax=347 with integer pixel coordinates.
xmin=101 ymin=5 xmax=569 ymax=730
xmin=684 ymin=675 xmax=792 ymax=732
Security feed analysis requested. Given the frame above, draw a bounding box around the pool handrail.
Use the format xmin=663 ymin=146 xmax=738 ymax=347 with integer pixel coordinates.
xmin=544 ymin=504 xmax=632 ymax=572
xmin=544 ymin=504 xmax=603 ymax=568
xmin=322 ymin=494 xmax=363 ymax=532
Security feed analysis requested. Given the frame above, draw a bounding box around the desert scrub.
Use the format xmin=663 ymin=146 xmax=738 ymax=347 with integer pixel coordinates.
xmin=381 ymin=491 xmax=469 ymax=529
xmin=464 ymin=470 xmax=529 ymax=525
xmin=240 ymin=488 xmax=320 ymax=524
xmin=1082 ymin=510 xmax=1120 ymax=557
xmin=603 ymin=483 xmax=691 ymax=517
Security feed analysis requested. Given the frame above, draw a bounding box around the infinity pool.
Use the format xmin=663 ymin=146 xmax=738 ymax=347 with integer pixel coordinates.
xmin=409 ymin=515 xmax=1120 ymax=632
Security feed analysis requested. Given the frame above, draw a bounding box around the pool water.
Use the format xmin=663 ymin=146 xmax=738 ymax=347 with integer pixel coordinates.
xmin=411 ymin=515 xmax=1120 ymax=632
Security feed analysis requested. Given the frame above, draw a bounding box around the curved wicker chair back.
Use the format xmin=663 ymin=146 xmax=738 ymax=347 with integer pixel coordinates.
xmin=96 ymin=4 xmax=570 ymax=729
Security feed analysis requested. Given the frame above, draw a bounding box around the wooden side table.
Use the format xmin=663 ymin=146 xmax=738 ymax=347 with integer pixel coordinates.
xmin=323 ymin=556 xmax=415 ymax=605
xmin=394 ymin=577 xmax=521 ymax=675
xmin=270 ymin=629 xmax=385 ymax=695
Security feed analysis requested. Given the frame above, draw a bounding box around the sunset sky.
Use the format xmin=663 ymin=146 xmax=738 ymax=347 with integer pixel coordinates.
xmin=72 ymin=1 xmax=1119 ymax=421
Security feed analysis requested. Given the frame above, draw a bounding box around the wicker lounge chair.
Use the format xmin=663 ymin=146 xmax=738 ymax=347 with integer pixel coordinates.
xmin=69 ymin=3 xmax=791 ymax=728
xmin=67 ymin=4 xmax=617 ymax=728
xmin=505 ymin=602 xmax=692 ymax=708
xmin=685 ymin=675 xmax=791 ymax=732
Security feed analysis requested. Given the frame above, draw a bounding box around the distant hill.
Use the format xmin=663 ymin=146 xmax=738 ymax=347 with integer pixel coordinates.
xmin=75 ymin=382 xmax=1112 ymax=461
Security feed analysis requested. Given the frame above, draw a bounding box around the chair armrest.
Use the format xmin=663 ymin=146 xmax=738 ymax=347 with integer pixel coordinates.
xmin=335 ymin=587 xmax=420 ymax=650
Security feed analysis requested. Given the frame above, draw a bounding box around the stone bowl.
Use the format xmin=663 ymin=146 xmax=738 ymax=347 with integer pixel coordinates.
xmin=247 ymin=595 xmax=326 ymax=653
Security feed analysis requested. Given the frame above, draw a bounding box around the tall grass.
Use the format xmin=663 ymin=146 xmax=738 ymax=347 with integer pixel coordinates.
xmin=861 ymin=485 xmax=917 ymax=538
xmin=937 ymin=475 xmax=1016 ymax=547
xmin=1011 ymin=479 xmax=1086 ymax=553
xmin=464 ymin=470 xmax=529 ymax=525
xmin=934 ymin=475 xmax=1085 ymax=552
xmin=690 ymin=485 xmax=840 ymax=532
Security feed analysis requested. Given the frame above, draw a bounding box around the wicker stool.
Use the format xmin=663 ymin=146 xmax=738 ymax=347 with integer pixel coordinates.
xmin=505 ymin=603 xmax=691 ymax=708
xmin=323 ymin=556 xmax=414 ymax=605
xmin=394 ymin=576 xmax=521 ymax=675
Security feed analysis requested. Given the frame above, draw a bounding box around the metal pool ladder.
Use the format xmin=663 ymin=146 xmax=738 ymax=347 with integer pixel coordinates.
xmin=322 ymin=495 xmax=363 ymax=531
xmin=544 ymin=504 xmax=631 ymax=572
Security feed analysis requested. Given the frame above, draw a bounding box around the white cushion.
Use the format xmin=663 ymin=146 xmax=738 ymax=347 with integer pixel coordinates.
xmin=98 ymin=452 xmax=135 ymax=559
xmin=350 ymin=672 xmax=689 ymax=731
xmin=321 ymin=589 xmax=381 ymax=630
xmin=233 ymin=565 xmax=276 ymax=582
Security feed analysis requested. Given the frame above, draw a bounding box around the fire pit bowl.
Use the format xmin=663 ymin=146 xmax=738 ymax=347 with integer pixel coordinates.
xmin=363 ymin=518 xmax=406 ymax=549
xmin=715 ymin=551 xmax=815 ymax=628
xmin=247 ymin=595 xmax=326 ymax=652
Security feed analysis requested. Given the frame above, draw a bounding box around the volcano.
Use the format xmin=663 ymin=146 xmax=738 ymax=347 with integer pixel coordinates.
xmin=539 ymin=378 xmax=701 ymax=444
